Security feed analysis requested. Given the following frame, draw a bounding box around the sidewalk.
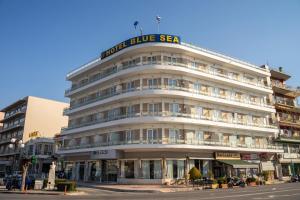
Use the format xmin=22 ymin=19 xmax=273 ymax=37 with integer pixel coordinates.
xmin=0 ymin=186 xmax=85 ymax=195
xmin=77 ymin=182 xmax=200 ymax=193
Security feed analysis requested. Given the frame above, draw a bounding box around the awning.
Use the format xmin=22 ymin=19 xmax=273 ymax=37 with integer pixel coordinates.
xmin=218 ymin=160 xmax=259 ymax=169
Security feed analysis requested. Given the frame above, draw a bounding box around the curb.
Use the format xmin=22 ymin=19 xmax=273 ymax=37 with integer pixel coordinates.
xmin=77 ymin=184 xmax=160 ymax=193
xmin=0 ymin=191 xmax=63 ymax=195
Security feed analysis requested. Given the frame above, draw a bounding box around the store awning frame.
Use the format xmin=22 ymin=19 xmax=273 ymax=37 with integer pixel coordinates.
xmin=218 ymin=159 xmax=259 ymax=169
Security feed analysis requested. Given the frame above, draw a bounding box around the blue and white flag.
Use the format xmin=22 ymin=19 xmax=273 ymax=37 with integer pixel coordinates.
xmin=134 ymin=21 xmax=139 ymax=29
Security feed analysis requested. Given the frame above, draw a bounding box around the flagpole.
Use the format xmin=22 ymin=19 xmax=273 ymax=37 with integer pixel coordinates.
xmin=156 ymin=15 xmax=161 ymax=33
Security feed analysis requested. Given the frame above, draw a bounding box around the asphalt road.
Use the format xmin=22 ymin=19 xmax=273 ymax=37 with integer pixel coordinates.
xmin=1 ymin=182 xmax=300 ymax=200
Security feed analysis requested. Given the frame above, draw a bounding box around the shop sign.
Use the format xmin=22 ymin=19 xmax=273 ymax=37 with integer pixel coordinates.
xmin=241 ymin=153 xmax=259 ymax=160
xmin=90 ymin=149 xmax=120 ymax=159
xmin=260 ymin=161 xmax=275 ymax=171
xmin=101 ymin=34 xmax=181 ymax=59
xmin=215 ymin=152 xmax=240 ymax=160
xmin=29 ymin=131 xmax=40 ymax=138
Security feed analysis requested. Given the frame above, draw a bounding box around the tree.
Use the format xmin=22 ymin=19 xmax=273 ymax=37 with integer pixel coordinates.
xmin=189 ymin=167 xmax=201 ymax=181
xmin=21 ymin=158 xmax=30 ymax=192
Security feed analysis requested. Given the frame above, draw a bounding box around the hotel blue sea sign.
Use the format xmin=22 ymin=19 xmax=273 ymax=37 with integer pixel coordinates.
xmin=101 ymin=34 xmax=181 ymax=59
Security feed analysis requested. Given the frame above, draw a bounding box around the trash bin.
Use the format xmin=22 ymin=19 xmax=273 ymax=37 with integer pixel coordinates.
xmin=34 ymin=179 xmax=43 ymax=190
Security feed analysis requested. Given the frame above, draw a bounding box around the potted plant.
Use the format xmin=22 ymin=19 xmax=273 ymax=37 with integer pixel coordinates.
xmin=218 ymin=177 xmax=228 ymax=189
xmin=246 ymin=177 xmax=257 ymax=186
xmin=207 ymin=170 xmax=214 ymax=180
xmin=189 ymin=167 xmax=201 ymax=187
xmin=211 ymin=179 xmax=219 ymax=189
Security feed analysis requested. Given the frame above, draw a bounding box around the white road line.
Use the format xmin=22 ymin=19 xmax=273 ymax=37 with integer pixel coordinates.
xmin=196 ymin=188 xmax=300 ymax=199
xmin=252 ymin=193 xmax=300 ymax=199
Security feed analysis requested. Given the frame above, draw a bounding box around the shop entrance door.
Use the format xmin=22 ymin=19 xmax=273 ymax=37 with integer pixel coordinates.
xmin=101 ymin=160 xmax=118 ymax=183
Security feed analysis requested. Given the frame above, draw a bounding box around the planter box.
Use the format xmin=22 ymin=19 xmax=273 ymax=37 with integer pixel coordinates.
xmin=211 ymin=184 xmax=219 ymax=189
xmin=221 ymin=184 xmax=228 ymax=189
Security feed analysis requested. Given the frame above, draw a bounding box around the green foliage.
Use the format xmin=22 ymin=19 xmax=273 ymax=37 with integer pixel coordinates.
xmin=246 ymin=177 xmax=256 ymax=183
xmin=217 ymin=177 xmax=228 ymax=184
xmin=43 ymin=178 xmax=67 ymax=188
xmin=189 ymin=167 xmax=201 ymax=181
xmin=262 ymin=171 xmax=269 ymax=181
xmin=207 ymin=170 xmax=214 ymax=179
xmin=57 ymin=181 xmax=77 ymax=192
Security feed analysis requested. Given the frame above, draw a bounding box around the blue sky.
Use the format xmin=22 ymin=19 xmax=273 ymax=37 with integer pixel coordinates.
xmin=0 ymin=0 xmax=299 ymax=108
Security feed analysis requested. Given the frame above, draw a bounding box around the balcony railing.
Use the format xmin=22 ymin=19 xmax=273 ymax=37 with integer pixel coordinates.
xmin=3 ymin=107 xmax=26 ymax=121
xmin=59 ymin=137 xmax=282 ymax=152
xmin=272 ymin=81 xmax=300 ymax=92
xmin=0 ymin=122 xmax=25 ymax=133
xmin=62 ymin=111 xmax=276 ymax=132
xmin=64 ymin=85 xmax=273 ymax=114
xmin=65 ymin=60 xmax=271 ymax=96
xmin=278 ymin=117 xmax=300 ymax=124
xmin=278 ymin=134 xmax=300 ymax=141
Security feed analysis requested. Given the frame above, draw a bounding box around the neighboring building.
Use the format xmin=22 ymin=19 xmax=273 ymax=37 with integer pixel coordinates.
xmin=0 ymin=112 xmax=3 ymax=130
xmin=57 ymin=34 xmax=283 ymax=184
xmin=271 ymin=68 xmax=300 ymax=179
xmin=25 ymin=137 xmax=56 ymax=177
xmin=0 ymin=96 xmax=68 ymax=175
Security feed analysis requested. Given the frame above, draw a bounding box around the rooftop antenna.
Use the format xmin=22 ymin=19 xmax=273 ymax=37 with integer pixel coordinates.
xmin=156 ymin=15 xmax=161 ymax=33
xmin=140 ymin=26 xmax=143 ymax=36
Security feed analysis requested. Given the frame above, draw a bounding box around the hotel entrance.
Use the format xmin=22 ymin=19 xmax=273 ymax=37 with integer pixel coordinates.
xmin=101 ymin=160 xmax=118 ymax=183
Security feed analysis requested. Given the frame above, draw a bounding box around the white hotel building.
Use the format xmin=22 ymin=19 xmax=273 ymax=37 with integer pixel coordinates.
xmin=57 ymin=34 xmax=283 ymax=184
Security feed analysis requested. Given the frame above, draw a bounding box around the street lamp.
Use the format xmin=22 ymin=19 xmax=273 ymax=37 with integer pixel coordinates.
xmin=9 ymin=138 xmax=27 ymax=192
xmin=9 ymin=138 xmax=25 ymax=170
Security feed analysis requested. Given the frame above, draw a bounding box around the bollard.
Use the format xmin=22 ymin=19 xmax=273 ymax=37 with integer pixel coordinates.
xmin=64 ymin=185 xmax=67 ymax=195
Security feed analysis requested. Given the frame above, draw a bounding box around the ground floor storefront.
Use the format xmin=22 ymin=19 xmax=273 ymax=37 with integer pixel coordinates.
xmin=59 ymin=149 xmax=280 ymax=184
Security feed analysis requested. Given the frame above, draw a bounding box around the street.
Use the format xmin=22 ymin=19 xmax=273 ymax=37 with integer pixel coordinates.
xmin=1 ymin=182 xmax=300 ymax=200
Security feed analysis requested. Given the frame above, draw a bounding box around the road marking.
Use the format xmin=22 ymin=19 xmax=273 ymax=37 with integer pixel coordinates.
xmin=195 ymin=188 xmax=300 ymax=199
xmin=253 ymin=193 xmax=300 ymax=199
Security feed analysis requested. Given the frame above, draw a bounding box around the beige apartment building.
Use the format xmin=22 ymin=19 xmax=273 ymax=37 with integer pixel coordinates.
xmin=57 ymin=34 xmax=283 ymax=184
xmin=0 ymin=96 xmax=68 ymax=175
xmin=270 ymin=68 xmax=300 ymax=180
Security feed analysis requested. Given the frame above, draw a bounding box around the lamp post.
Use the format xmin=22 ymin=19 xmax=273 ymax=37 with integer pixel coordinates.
xmin=9 ymin=138 xmax=27 ymax=192
xmin=8 ymin=138 xmax=25 ymax=171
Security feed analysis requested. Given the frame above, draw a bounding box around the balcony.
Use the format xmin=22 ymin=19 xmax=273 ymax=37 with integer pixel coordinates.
xmin=278 ymin=118 xmax=300 ymax=129
xmin=272 ymin=81 xmax=300 ymax=98
xmin=65 ymin=59 xmax=271 ymax=96
xmin=62 ymin=111 xmax=276 ymax=133
xmin=276 ymin=134 xmax=300 ymax=143
xmin=64 ymin=85 xmax=273 ymax=115
xmin=58 ymin=137 xmax=282 ymax=153
xmin=0 ymin=122 xmax=25 ymax=133
xmin=1 ymin=107 xmax=26 ymax=123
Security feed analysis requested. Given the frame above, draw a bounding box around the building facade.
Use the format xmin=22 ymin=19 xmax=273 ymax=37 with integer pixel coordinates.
xmin=25 ymin=137 xmax=56 ymax=177
xmin=271 ymin=68 xmax=300 ymax=180
xmin=0 ymin=96 xmax=68 ymax=175
xmin=58 ymin=34 xmax=283 ymax=184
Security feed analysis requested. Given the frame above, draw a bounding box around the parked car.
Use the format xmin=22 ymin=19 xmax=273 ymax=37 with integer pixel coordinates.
xmin=5 ymin=175 xmax=22 ymax=190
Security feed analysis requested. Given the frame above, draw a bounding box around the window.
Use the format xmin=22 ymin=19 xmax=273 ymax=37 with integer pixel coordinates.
xmin=166 ymin=160 xmax=185 ymax=179
xmin=202 ymin=108 xmax=212 ymax=119
xmin=168 ymin=79 xmax=178 ymax=88
xmin=169 ymin=103 xmax=179 ymax=115
xmin=148 ymin=78 xmax=159 ymax=89
xmin=124 ymin=160 xmax=135 ymax=178
xmin=28 ymin=145 xmax=34 ymax=155
xmin=126 ymin=130 xmax=140 ymax=144
xmin=194 ymin=83 xmax=201 ymax=93
xmin=142 ymin=160 xmax=161 ymax=179
xmin=148 ymin=103 xmax=160 ymax=115
xmin=169 ymin=129 xmax=179 ymax=144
